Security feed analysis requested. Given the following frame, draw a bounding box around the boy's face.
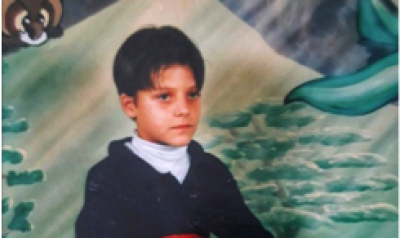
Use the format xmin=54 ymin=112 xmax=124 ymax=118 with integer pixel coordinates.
xmin=121 ymin=64 xmax=201 ymax=147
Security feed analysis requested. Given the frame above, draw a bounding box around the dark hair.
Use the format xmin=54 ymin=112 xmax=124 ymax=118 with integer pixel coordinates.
xmin=113 ymin=25 xmax=205 ymax=96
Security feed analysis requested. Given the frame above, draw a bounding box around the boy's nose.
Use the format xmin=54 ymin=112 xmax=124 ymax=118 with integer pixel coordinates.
xmin=174 ymin=99 xmax=190 ymax=116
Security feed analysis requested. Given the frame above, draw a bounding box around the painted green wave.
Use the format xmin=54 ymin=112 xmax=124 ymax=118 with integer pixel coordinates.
xmin=285 ymin=52 xmax=398 ymax=115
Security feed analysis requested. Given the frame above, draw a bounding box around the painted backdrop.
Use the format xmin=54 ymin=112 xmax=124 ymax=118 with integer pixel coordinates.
xmin=2 ymin=0 xmax=398 ymax=238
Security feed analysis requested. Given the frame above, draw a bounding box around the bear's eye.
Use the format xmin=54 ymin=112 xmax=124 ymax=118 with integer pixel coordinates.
xmin=23 ymin=17 xmax=30 ymax=24
xmin=14 ymin=10 xmax=28 ymax=32
xmin=39 ymin=9 xmax=50 ymax=27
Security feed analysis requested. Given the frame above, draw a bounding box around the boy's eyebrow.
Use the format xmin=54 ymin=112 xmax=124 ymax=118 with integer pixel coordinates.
xmin=151 ymin=85 xmax=199 ymax=91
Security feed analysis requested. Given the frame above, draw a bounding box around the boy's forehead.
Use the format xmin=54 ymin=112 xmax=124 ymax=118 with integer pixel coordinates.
xmin=149 ymin=68 xmax=198 ymax=90
xmin=148 ymin=80 xmax=198 ymax=91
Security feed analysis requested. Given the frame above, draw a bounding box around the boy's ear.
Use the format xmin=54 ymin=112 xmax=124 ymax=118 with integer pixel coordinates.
xmin=120 ymin=93 xmax=137 ymax=119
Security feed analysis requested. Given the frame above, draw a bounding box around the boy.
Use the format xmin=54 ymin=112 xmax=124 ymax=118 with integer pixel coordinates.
xmin=75 ymin=26 xmax=274 ymax=238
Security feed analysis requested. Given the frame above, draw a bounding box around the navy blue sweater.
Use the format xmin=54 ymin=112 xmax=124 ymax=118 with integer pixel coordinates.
xmin=75 ymin=138 xmax=274 ymax=238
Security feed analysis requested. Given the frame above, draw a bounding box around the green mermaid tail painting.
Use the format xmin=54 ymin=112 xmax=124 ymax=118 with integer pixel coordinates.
xmin=285 ymin=0 xmax=398 ymax=115
xmin=284 ymin=52 xmax=398 ymax=115
xmin=358 ymin=0 xmax=398 ymax=45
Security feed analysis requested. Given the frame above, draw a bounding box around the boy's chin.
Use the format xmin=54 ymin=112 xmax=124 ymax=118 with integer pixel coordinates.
xmin=164 ymin=137 xmax=192 ymax=147
xmin=166 ymin=141 xmax=191 ymax=147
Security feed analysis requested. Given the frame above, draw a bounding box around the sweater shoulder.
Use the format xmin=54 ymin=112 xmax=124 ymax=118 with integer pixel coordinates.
xmin=193 ymin=152 xmax=233 ymax=182
xmin=85 ymin=137 xmax=131 ymax=182
xmin=84 ymin=156 xmax=117 ymax=187
xmin=202 ymin=152 xmax=228 ymax=169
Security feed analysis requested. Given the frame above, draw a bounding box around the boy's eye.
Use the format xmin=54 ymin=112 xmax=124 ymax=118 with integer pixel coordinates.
xmin=189 ymin=91 xmax=200 ymax=99
xmin=157 ymin=93 xmax=170 ymax=101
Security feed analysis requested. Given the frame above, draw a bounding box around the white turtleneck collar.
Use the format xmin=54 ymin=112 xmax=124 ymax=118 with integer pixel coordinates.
xmin=125 ymin=131 xmax=190 ymax=184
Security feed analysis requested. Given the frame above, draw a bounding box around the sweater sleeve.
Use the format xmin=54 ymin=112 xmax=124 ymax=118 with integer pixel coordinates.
xmin=208 ymin=157 xmax=275 ymax=238
xmin=75 ymin=164 xmax=132 ymax=238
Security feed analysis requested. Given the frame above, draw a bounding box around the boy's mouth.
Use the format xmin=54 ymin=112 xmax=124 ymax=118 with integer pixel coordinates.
xmin=171 ymin=124 xmax=193 ymax=129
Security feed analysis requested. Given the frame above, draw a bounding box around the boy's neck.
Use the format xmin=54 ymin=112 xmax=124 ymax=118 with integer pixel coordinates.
xmin=126 ymin=130 xmax=190 ymax=183
xmin=133 ymin=130 xmax=188 ymax=154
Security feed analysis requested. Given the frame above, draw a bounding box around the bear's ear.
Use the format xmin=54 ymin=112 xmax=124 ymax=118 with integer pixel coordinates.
xmin=47 ymin=25 xmax=63 ymax=38
xmin=47 ymin=0 xmax=63 ymax=27
xmin=2 ymin=0 xmax=15 ymax=35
